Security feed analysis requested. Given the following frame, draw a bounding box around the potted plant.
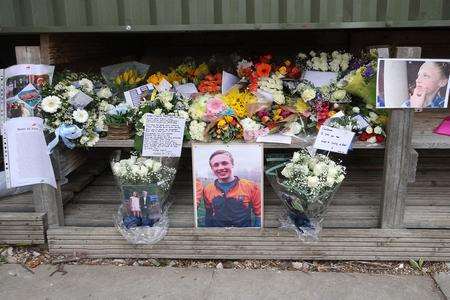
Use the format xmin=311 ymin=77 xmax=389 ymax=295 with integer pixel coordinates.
xmin=105 ymin=103 xmax=134 ymax=139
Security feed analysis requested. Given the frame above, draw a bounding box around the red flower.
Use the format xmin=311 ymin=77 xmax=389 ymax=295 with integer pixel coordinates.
xmin=289 ymin=66 xmax=301 ymax=78
xmin=358 ymin=132 xmax=370 ymax=141
xmin=375 ymin=135 xmax=385 ymax=143
xmin=256 ymin=63 xmax=271 ymax=78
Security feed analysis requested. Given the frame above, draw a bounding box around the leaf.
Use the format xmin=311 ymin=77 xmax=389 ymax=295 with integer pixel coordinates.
xmin=418 ymin=257 xmax=424 ymax=268
xmin=409 ymin=259 xmax=420 ymax=271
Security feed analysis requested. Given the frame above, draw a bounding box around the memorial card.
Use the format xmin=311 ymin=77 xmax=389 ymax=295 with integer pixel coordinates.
xmin=377 ymin=58 xmax=450 ymax=108
xmin=142 ymin=114 xmax=186 ymax=157
xmin=124 ymin=83 xmax=154 ymax=107
xmin=313 ymin=125 xmax=355 ymax=154
xmin=192 ymin=143 xmax=264 ymax=228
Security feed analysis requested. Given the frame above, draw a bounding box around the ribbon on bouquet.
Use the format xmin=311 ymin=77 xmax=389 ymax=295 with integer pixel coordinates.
xmin=47 ymin=124 xmax=83 ymax=153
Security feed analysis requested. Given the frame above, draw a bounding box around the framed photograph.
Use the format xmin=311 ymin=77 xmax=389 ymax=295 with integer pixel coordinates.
xmin=376 ymin=58 xmax=450 ymax=109
xmin=192 ymin=143 xmax=264 ymax=228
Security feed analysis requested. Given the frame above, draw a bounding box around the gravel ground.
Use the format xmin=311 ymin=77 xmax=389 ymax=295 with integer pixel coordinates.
xmin=1 ymin=245 xmax=448 ymax=276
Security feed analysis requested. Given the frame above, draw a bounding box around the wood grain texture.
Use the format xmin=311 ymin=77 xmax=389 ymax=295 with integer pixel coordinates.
xmin=0 ymin=212 xmax=46 ymax=245
xmin=47 ymin=226 xmax=450 ymax=260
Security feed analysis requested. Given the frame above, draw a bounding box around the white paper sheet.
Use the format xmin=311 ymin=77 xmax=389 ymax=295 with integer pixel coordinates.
xmin=302 ymin=71 xmax=338 ymax=87
xmin=175 ymin=83 xmax=198 ymax=99
xmin=313 ymin=125 xmax=355 ymax=154
xmin=156 ymin=79 xmax=172 ymax=92
xmin=142 ymin=114 xmax=186 ymax=157
xmin=256 ymin=133 xmax=292 ymax=144
xmin=3 ymin=117 xmax=56 ymax=188
xmin=221 ymin=71 xmax=240 ymax=94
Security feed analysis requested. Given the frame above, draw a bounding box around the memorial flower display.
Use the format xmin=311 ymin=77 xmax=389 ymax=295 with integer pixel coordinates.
xmin=40 ymin=72 xmax=113 ymax=149
xmin=266 ymin=150 xmax=346 ymax=240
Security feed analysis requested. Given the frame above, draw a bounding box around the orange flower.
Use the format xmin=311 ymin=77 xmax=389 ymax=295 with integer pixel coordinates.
xmin=256 ymin=63 xmax=271 ymax=78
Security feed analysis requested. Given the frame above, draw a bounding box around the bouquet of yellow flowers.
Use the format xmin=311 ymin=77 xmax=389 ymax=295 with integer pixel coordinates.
xmin=101 ymin=61 xmax=149 ymax=96
xmin=206 ymin=115 xmax=243 ymax=142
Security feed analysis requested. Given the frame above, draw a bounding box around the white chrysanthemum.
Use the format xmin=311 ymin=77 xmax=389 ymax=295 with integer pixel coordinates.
xmin=189 ymin=120 xmax=207 ymax=142
xmin=164 ymin=102 xmax=174 ymax=110
xmin=153 ymin=108 xmax=162 ymax=115
xmin=307 ymin=176 xmax=319 ymax=188
xmin=41 ymin=96 xmax=61 ymax=113
xmin=79 ymin=78 xmax=94 ymax=93
xmin=336 ymin=174 xmax=345 ymax=183
xmin=272 ymin=92 xmax=285 ymax=105
xmin=301 ymin=89 xmax=316 ymax=102
xmin=95 ymin=115 xmax=106 ymax=132
xmin=331 ymin=90 xmax=346 ymax=101
xmin=309 ymin=51 xmax=316 ymax=57
xmin=369 ymin=112 xmax=378 ymax=122
xmin=374 ymin=126 xmax=383 ymax=135
xmin=158 ymin=91 xmax=173 ymax=104
xmin=352 ymin=107 xmax=360 ymax=114
xmin=281 ymin=164 xmax=294 ymax=178
xmin=72 ymin=109 xmax=89 ymax=123
xmin=97 ymin=87 xmax=112 ymax=99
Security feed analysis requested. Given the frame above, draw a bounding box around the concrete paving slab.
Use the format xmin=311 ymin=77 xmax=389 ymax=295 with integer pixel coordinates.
xmin=433 ymin=272 xmax=450 ymax=299
xmin=0 ymin=264 xmax=445 ymax=300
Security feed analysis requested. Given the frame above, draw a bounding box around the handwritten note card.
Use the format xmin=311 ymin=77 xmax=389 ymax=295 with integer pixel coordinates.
xmin=124 ymin=83 xmax=154 ymax=107
xmin=142 ymin=114 xmax=186 ymax=157
xmin=313 ymin=126 xmax=355 ymax=154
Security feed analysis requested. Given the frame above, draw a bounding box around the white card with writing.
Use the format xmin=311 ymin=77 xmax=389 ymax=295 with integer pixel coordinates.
xmin=124 ymin=83 xmax=154 ymax=107
xmin=302 ymin=71 xmax=338 ymax=87
xmin=69 ymin=91 xmax=93 ymax=109
xmin=222 ymin=71 xmax=240 ymax=94
xmin=352 ymin=114 xmax=370 ymax=131
xmin=175 ymin=83 xmax=198 ymax=99
xmin=313 ymin=126 xmax=355 ymax=154
xmin=142 ymin=114 xmax=186 ymax=157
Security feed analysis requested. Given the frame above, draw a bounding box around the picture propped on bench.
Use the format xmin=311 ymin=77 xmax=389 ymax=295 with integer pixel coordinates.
xmin=192 ymin=143 xmax=264 ymax=228
xmin=376 ymin=58 xmax=450 ymax=109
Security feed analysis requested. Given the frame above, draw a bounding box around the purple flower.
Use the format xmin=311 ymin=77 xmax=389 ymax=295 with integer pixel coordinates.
xmin=363 ymin=65 xmax=375 ymax=79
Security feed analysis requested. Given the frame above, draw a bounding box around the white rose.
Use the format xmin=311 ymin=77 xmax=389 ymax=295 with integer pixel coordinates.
xmin=365 ymin=126 xmax=373 ymax=134
xmin=336 ymin=174 xmax=345 ymax=183
xmin=366 ymin=104 xmax=374 ymax=109
xmin=41 ymin=96 xmax=61 ymax=113
xmin=352 ymin=107 xmax=360 ymax=114
xmin=301 ymin=89 xmax=316 ymax=102
xmin=331 ymin=90 xmax=346 ymax=101
xmin=297 ymin=53 xmax=307 ymax=59
xmin=313 ymin=162 xmax=327 ymax=176
xmin=326 ymin=176 xmax=335 ymax=186
xmin=97 ymin=87 xmax=112 ymax=99
xmin=367 ymin=136 xmax=377 ymax=144
xmin=307 ymin=176 xmax=319 ymax=188
xmin=374 ymin=126 xmax=382 ymax=135
xmin=299 ymin=165 xmax=309 ymax=174
xmin=281 ymin=164 xmax=294 ymax=178
xmin=292 ymin=152 xmax=301 ymax=163
xmin=164 ymin=102 xmax=174 ymax=110
xmin=79 ymin=78 xmax=94 ymax=93
xmin=284 ymin=122 xmax=303 ymax=136
xmin=369 ymin=112 xmax=378 ymax=122
xmin=153 ymin=108 xmax=162 ymax=115
xmin=152 ymin=161 xmax=162 ymax=172
xmin=72 ymin=109 xmax=89 ymax=123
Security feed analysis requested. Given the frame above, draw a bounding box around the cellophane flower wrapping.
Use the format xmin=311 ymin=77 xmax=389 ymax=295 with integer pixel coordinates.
xmin=101 ymin=61 xmax=150 ymax=96
xmin=110 ymin=150 xmax=179 ymax=244
xmin=265 ymin=151 xmax=346 ymax=240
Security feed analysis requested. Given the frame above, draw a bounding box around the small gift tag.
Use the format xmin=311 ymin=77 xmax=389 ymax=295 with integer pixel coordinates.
xmin=352 ymin=114 xmax=370 ymax=131
xmin=313 ymin=125 xmax=355 ymax=154
xmin=124 ymin=83 xmax=154 ymax=107
xmin=174 ymin=83 xmax=198 ymax=99
xmin=69 ymin=91 xmax=93 ymax=109
xmin=156 ymin=79 xmax=172 ymax=92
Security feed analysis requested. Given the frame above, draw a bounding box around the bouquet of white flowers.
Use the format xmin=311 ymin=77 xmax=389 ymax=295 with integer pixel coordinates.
xmin=40 ymin=72 xmax=113 ymax=149
xmin=265 ymin=150 xmax=346 ymax=240
xmin=111 ymin=152 xmax=179 ymax=244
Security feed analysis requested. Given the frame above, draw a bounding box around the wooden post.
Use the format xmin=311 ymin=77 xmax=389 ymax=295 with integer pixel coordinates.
xmin=15 ymin=44 xmax=64 ymax=226
xmin=381 ymin=47 xmax=421 ymax=229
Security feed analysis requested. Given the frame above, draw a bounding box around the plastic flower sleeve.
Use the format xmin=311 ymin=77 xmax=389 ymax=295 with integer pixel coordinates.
xmin=110 ymin=150 xmax=179 ymax=245
xmin=101 ymin=61 xmax=150 ymax=96
xmin=265 ymin=151 xmax=345 ymax=241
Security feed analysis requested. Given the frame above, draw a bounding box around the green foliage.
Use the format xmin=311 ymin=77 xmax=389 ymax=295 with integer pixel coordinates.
xmin=409 ymin=257 xmax=425 ymax=272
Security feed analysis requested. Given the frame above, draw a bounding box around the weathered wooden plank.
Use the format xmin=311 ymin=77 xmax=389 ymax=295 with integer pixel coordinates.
xmin=0 ymin=212 xmax=46 ymax=221
xmin=381 ymin=47 xmax=421 ymax=229
xmin=47 ymin=226 xmax=450 ymax=260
